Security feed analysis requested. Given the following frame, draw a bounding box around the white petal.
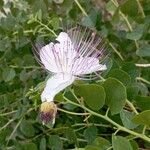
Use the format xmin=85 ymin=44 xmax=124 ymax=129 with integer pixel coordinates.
xmin=41 ymin=73 xmax=75 ymax=102
xmin=40 ymin=42 xmax=61 ymax=73
xmin=54 ymin=32 xmax=77 ymax=73
xmin=56 ymin=32 xmax=71 ymax=43
xmin=72 ymin=57 xmax=107 ymax=75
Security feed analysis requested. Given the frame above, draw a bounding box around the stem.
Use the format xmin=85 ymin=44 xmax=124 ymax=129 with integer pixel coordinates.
xmin=105 ymin=108 xmax=110 ymax=116
xmin=63 ymin=96 xmax=150 ymax=143
xmin=111 ymin=0 xmax=139 ymax=49
xmin=126 ymin=100 xmax=138 ymax=114
xmin=136 ymin=0 xmax=145 ymax=18
xmin=57 ymin=108 xmax=89 ymax=116
xmin=107 ymin=146 xmax=113 ymax=150
xmin=135 ymin=64 xmax=150 ymax=67
xmin=74 ymin=0 xmax=88 ymax=16
xmin=84 ymin=114 xmax=91 ymax=122
xmin=60 ymin=137 xmax=86 ymax=143
xmin=0 ymin=110 xmax=17 ymax=117
xmin=74 ymin=126 xmax=86 ymax=132
xmin=136 ymin=77 xmax=150 ymax=85
xmin=109 ymin=43 xmax=124 ymax=60
xmin=7 ymin=117 xmax=23 ymax=144
xmin=5 ymin=106 xmax=38 ymax=144
xmin=35 ymin=20 xmax=57 ymax=37
xmin=72 ymin=123 xmax=111 ymax=128
xmin=0 ymin=119 xmax=14 ymax=132
xmin=9 ymin=65 xmax=41 ymax=69
xmin=142 ymin=126 xmax=147 ymax=135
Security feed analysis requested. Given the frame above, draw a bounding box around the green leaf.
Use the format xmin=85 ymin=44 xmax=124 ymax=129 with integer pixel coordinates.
xmin=50 ymin=17 xmax=60 ymax=30
xmin=120 ymin=110 xmax=138 ymax=129
xmin=74 ymin=84 xmax=105 ymax=111
xmin=32 ymin=0 xmax=47 ymax=16
xmin=130 ymin=140 xmax=139 ymax=150
xmin=0 ymin=0 xmax=4 ymax=8
xmin=39 ymin=138 xmax=46 ymax=150
xmin=2 ymin=68 xmax=16 ymax=82
xmin=0 ymin=14 xmax=16 ymax=30
xmin=106 ymin=0 xmax=117 ymax=15
xmin=136 ymin=82 xmax=149 ymax=96
xmin=132 ymin=110 xmax=150 ymax=126
xmin=136 ymin=45 xmax=150 ymax=57
xmin=22 ymin=143 xmax=38 ymax=150
xmin=35 ymin=10 xmax=42 ymax=21
xmin=112 ymin=135 xmax=133 ymax=150
xmin=121 ymin=62 xmax=139 ymax=81
xmin=65 ymin=128 xmax=77 ymax=145
xmin=107 ymin=69 xmax=131 ymax=86
xmin=23 ymin=55 xmax=35 ymax=66
xmin=120 ymin=0 xmax=138 ymax=17
xmin=48 ymin=135 xmax=62 ymax=150
xmin=85 ymin=145 xmax=100 ymax=150
xmin=20 ymin=120 xmax=35 ymax=137
xmin=126 ymin=25 xmax=144 ymax=40
xmin=135 ymin=96 xmax=150 ymax=111
xmin=127 ymin=85 xmax=139 ymax=100
xmin=84 ymin=126 xmax=97 ymax=144
xmin=102 ymin=78 xmax=127 ymax=115
xmin=20 ymin=70 xmax=29 ymax=82
xmin=0 ymin=39 xmax=12 ymax=52
xmin=92 ymin=137 xmax=111 ymax=150
xmin=81 ymin=9 xmax=101 ymax=28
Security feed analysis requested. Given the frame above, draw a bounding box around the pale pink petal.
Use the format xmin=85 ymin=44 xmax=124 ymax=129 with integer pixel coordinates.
xmin=54 ymin=32 xmax=77 ymax=73
xmin=40 ymin=42 xmax=62 ymax=73
xmin=72 ymin=57 xmax=107 ymax=75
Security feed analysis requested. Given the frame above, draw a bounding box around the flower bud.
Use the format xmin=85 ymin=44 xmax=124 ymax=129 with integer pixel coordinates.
xmin=40 ymin=101 xmax=57 ymax=124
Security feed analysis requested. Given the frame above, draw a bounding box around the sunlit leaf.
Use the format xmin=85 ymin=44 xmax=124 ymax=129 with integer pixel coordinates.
xmin=132 ymin=110 xmax=150 ymax=126
xmin=112 ymin=135 xmax=133 ymax=150
xmin=102 ymin=78 xmax=127 ymax=115
xmin=74 ymin=84 xmax=105 ymax=111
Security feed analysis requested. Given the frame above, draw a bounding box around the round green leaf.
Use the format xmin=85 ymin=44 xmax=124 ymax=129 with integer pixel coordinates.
xmin=50 ymin=17 xmax=60 ymax=30
xmin=135 ymin=96 xmax=150 ymax=111
xmin=2 ymin=68 xmax=16 ymax=82
xmin=126 ymin=24 xmax=144 ymax=40
xmin=102 ymin=78 xmax=127 ymax=115
xmin=127 ymin=85 xmax=139 ymax=100
xmin=20 ymin=120 xmax=35 ymax=137
xmin=120 ymin=110 xmax=138 ymax=129
xmin=74 ymin=84 xmax=106 ymax=111
xmin=132 ymin=110 xmax=150 ymax=126
xmin=22 ymin=143 xmax=38 ymax=150
xmin=107 ymin=69 xmax=131 ymax=86
xmin=112 ymin=135 xmax=133 ymax=150
xmin=136 ymin=45 xmax=150 ymax=57
xmin=48 ymin=135 xmax=62 ymax=150
xmin=84 ymin=126 xmax=97 ymax=144
xmin=92 ymin=137 xmax=111 ymax=150
xmin=65 ymin=128 xmax=77 ymax=145
xmin=121 ymin=62 xmax=139 ymax=81
xmin=39 ymin=138 xmax=46 ymax=150
xmin=85 ymin=145 xmax=100 ymax=150
xmin=120 ymin=0 xmax=138 ymax=17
